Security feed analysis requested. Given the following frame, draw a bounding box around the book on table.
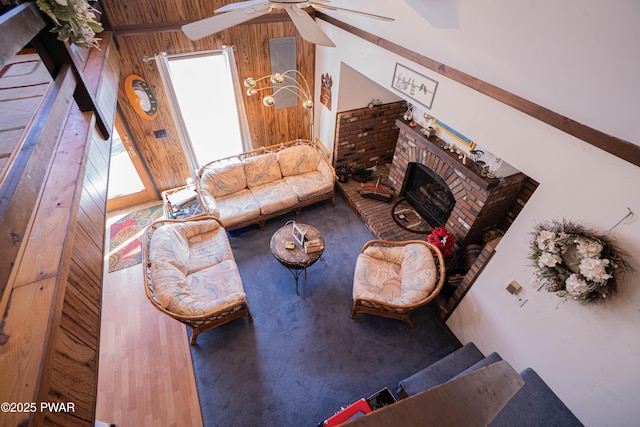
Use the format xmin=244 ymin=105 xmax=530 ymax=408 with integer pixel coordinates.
xmin=304 ymin=239 xmax=323 ymax=254
xmin=167 ymin=188 xmax=197 ymax=208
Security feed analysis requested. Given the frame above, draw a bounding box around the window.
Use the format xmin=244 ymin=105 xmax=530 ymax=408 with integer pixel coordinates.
xmin=154 ymin=48 xmax=251 ymax=171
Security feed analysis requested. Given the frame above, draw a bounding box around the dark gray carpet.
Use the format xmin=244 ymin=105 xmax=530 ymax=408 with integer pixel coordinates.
xmin=190 ymin=193 xmax=459 ymax=426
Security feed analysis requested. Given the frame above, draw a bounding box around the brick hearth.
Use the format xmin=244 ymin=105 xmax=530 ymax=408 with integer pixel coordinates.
xmin=336 ymin=165 xmax=428 ymax=242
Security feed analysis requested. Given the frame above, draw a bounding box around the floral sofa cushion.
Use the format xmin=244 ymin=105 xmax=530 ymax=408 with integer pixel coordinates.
xmin=244 ymin=152 xmax=282 ymax=188
xmin=276 ymin=144 xmax=321 ymax=177
xmin=353 ymin=244 xmax=437 ymax=306
xmin=215 ymin=189 xmax=261 ymax=229
xmin=282 ymin=159 xmax=335 ymax=201
xmin=148 ymin=218 xmax=246 ymax=317
xmin=200 ymin=158 xmax=247 ymax=198
xmin=249 ymin=180 xmax=299 ymax=215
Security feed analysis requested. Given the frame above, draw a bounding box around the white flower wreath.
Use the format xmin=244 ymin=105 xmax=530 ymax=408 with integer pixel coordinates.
xmin=36 ymin=0 xmax=104 ymax=49
xmin=529 ymin=220 xmax=630 ymax=304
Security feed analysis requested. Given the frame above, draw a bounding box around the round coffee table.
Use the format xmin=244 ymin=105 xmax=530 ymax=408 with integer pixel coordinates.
xmin=270 ymin=223 xmax=324 ymax=294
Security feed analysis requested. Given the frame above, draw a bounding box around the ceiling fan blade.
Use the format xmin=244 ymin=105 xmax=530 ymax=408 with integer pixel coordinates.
xmin=182 ymin=4 xmax=271 ymax=41
xmin=311 ymin=4 xmax=395 ymax=22
xmin=216 ymin=0 xmax=266 ymax=13
xmin=284 ymin=5 xmax=336 ymax=47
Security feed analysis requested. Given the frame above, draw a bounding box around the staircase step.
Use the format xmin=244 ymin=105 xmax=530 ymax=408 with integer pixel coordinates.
xmin=399 ymin=342 xmax=485 ymax=396
xmin=489 ymin=368 xmax=584 ymax=426
xmin=450 ymin=352 xmax=503 ymax=382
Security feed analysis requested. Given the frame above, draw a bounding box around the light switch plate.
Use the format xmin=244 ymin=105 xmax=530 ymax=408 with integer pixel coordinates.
xmin=513 ymin=295 xmax=528 ymax=307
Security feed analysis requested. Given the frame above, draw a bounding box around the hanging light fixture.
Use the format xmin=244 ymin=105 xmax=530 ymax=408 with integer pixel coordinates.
xmin=243 ymin=69 xmax=314 ymax=140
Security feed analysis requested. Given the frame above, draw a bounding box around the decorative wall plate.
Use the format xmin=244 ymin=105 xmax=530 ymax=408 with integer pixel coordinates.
xmin=124 ymin=74 xmax=158 ymax=120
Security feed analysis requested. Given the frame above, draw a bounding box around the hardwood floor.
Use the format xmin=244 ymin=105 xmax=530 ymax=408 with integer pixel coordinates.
xmin=96 ymin=206 xmax=203 ymax=426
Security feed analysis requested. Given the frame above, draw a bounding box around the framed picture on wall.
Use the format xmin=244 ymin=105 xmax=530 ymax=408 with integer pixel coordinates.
xmin=391 ymin=63 xmax=438 ymax=110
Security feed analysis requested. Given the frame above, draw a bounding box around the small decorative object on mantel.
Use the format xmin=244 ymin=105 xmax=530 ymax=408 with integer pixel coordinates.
xmin=529 ymin=219 xmax=630 ymax=304
xmin=36 ymin=0 xmax=104 ymax=49
xmin=427 ymin=227 xmax=456 ymax=257
xmin=402 ymin=102 xmax=414 ymax=122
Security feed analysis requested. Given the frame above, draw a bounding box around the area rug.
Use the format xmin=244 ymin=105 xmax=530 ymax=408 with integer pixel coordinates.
xmin=190 ymin=193 xmax=459 ymax=426
xmin=108 ymin=205 xmax=163 ymax=273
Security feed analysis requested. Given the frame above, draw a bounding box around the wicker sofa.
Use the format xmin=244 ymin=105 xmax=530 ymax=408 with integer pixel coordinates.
xmin=142 ymin=215 xmax=253 ymax=345
xmin=196 ymin=139 xmax=335 ymax=231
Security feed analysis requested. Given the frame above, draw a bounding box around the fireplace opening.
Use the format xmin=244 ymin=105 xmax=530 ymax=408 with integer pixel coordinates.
xmin=402 ymin=162 xmax=455 ymax=227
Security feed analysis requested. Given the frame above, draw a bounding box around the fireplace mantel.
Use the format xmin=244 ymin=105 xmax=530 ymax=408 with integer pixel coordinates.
xmin=390 ymin=119 xmax=526 ymax=247
xmin=395 ymin=119 xmax=498 ymax=190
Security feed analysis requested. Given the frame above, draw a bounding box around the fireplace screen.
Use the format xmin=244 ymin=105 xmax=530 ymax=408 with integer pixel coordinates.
xmin=402 ymin=162 xmax=455 ymax=227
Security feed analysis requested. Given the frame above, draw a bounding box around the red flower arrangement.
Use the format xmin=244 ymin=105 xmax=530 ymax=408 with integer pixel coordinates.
xmin=427 ymin=227 xmax=456 ymax=257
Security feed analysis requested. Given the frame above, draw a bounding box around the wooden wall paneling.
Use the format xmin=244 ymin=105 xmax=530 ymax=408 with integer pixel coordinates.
xmin=103 ymin=1 xmax=315 ymax=191
xmin=233 ymin=18 xmax=315 ymax=148
xmin=44 ymin=125 xmax=110 ymax=425
xmin=93 ymin=36 xmax=120 ymax=132
xmin=115 ymin=33 xmax=192 ymax=191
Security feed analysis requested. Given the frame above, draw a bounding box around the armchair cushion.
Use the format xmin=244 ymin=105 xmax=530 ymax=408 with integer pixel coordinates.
xmin=354 ymin=243 xmax=437 ymax=306
xmin=150 ymin=259 xmax=246 ymax=317
xmin=186 ymin=222 xmax=236 ymax=273
xmin=148 ymin=218 xmax=245 ymax=316
xmin=186 ymin=260 xmax=247 ymax=316
xmin=149 ymin=224 xmax=189 ymax=273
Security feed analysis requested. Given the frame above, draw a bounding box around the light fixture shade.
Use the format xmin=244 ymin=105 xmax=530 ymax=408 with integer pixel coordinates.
xmin=270 ymin=73 xmax=284 ymax=84
xmin=302 ymin=99 xmax=313 ymax=109
xmin=262 ymin=96 xmax=275 ymax=107
xmin=244 ymin=78 xmax=256 ymax=88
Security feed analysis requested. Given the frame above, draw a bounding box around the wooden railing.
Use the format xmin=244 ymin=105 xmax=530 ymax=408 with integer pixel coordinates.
xmin=0 ymin=4 xmax=119 ymax=425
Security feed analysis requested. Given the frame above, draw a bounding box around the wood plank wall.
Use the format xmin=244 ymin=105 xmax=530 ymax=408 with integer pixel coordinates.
xmin=101 ymin=0 xmax=315 ymax=192
xmin=0 ymin=33 xmax=118 ymax=426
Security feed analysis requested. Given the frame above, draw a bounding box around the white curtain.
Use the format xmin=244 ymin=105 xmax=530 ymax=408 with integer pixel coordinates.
xmin=223 ymin=45 xmax=253 ymax=152
xmin=154 ymin=52 xmax=199 ymax=174
xmin=154 ymin=48 xmax=253 ymax=173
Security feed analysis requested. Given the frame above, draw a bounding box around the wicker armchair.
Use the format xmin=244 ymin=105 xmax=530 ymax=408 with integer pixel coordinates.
xmin=351 ymin=240 xmax=446 ymax=327
xmin=142 ymin=215 xmax=253 ymax=345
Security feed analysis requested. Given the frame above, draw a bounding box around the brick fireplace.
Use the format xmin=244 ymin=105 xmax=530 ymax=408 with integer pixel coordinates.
xmin=334 ymin=117 xmax=537 ymax=318
xmin=388 ymin=119 xmax=526 ymax=248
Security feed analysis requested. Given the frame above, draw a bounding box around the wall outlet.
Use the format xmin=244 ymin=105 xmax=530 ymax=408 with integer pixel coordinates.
xmin=512 ymin=295 xmax=528 ymax=307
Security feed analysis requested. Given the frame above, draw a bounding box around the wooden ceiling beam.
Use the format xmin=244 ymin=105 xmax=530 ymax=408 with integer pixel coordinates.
xmin=112 ymin=13 xmax=290 ymax=37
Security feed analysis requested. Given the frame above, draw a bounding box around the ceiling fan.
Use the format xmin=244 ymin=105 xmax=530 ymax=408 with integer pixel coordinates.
xmin=182 ymin=0 xmax=394 ymax=47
